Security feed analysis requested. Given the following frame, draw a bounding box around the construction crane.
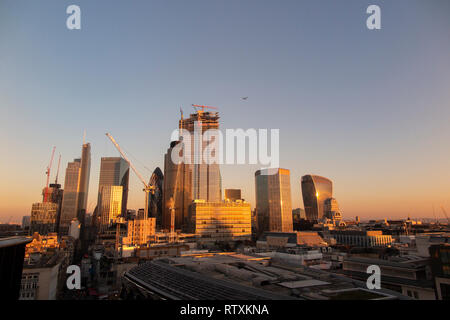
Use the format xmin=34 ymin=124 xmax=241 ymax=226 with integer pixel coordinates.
xmin=106 ymin=133 xmax=155 ymax=258
xmin=440 ymin=206 xmax=450 ymax=224
xmin=54 ymin=154 xmax=61 ymax=185
xmin=43 ymin=146 xmax=56 ymax=203
xmin=191 ymin=104 xmax=218 ymax=114
xmin=169 ymin=197 xmax=176 ymax=243
xmin=105 ymin=133 xmax=155 ymax=220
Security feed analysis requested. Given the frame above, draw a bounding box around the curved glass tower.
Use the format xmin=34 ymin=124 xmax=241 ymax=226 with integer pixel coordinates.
xmin=149 ymin=167 xmax=163 ymax=227
xmin=301 ymin=175 xmax=333 ymax=222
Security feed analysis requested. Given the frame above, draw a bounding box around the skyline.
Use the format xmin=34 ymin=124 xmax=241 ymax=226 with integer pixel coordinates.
xmin=1 ymin=0 xmax=450 ymax=222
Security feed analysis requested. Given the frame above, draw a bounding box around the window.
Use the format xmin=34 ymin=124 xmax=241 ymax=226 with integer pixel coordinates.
xmin=413 ymin=291 xmax=419 ymax=299
xmin=407 ymin=290 xmax=412 ymax=297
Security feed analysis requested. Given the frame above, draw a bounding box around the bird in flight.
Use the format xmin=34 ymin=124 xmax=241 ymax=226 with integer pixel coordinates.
xmin=241 ymin=97 xmax=248 ymax=100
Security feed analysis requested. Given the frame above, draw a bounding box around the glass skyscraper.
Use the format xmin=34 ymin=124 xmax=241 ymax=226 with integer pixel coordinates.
xmin=301 ymin=175 xmax=333 ymax=222
xmin=163 ymin=110 xmax=222 ymax=231
xmin=59 ymin=143 xmax=91 ymax=235
xmin=98 ymin=185 xmax=123 ymax=233
xmin=97 ymin=157 xmax=129 ymax=215
xmin=255 ymin=168 xmax=293 ymax=234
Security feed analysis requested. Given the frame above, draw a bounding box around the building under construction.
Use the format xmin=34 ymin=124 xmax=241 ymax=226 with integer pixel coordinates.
xmin=162 ymin=106 xmax=222 ymax=232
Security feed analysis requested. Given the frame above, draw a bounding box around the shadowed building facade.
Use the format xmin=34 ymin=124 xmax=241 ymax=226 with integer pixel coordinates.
xmin=301 ymin=175 xmax=333 ymax=222
xmin=162 ymin=140 xmax=192 ymax=231
xmin=225 ymin=189 xmax=242 ymax=202
xmin=149 ymin=167 xmax=163 ymax=228
xmin=59 ymin=143 xmax=91 ymax=235
xmin=255 ymin=168 xmax=293 ymax=234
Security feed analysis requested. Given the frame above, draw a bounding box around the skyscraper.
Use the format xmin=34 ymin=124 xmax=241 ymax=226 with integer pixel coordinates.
xmin=59 ymin=143 xmax=91 ymax=235
xmin=97 ymin=157 xmax=129 ymax=215
xmin=162 ymin=141 xmax=192 ymax=230
xmin=148 ymin=167 xmax=163 ymax=228
xmin=98 ymin=185 xmax=123 ymax=234
xmin=301 ymin=175 xmax=333 ymax=222
xmin=162 ymin=109 xmax=222 ymax=231
xmin=255 ymin=168 xmax=293 ymax=234
xmin=76 ymin=143 xmax=91 ymax=225
xmin=59 ymin=159 xmax=81 ymax=235
xmin=179 ymin=110 xmax=221 ymax=202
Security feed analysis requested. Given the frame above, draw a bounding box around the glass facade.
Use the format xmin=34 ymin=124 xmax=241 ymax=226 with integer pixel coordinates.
xmin=98 ymin=185 xmax=123 ymax=233
xmin=59 ymin=143 xmax=91 ymax=235
xmin=163 ymin=111 xmax=222 ymax=231
xmin=301 ymin=175 xmax=333 ymax=222
xmin=189 ymin=200 xmax=252 ymax=242
xmin=149 ymin=167 xmax=163 ymax=227
xmin=255 ymin=168 xmax=293 ymax=234
xmin=59 ymin=159 xmax=81 ymax=233
xmin=97 ymin=157 xmax=129 ymax=215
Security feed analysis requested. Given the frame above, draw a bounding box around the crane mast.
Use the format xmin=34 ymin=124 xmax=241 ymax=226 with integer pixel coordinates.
xmin=55 ymin=154 xmax=61 ymax=185
xmin=44 ymin=146 xmax=56 ymax=203
xmin=441 ymin=206 xmax=450 ymax=224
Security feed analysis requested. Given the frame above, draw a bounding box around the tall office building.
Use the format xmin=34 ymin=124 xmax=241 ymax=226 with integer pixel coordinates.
xmin=97 ymin=157 xmax=129 ymax=215
xmin=149 ymin=167 xmax=163 ymax=227
xmin=77 ymin=143 xmax=91 ymax=225
xmin=179 ymin=110 xmax=221 ymax=202
xmin=301 ymin=175 xmax=333 ymax=222
xmin=162 ymin=110 xmax=222 ymax=231
xmin=59 ymin=143 xmax=91 ymax=235
xmin=98 ymin=185 xmax=123 ymax=233
xmin=162 ymin=141 xmax=192 ymax=230
xmin=255 ymin=168 xmax=293 ymax=234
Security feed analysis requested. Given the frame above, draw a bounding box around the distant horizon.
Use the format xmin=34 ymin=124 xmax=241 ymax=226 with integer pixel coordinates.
xmin=1 ymin=0 xmax=449 ymax=223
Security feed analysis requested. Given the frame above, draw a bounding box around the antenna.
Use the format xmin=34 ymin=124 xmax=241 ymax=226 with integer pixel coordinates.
xmin=180 ymin=107 xmax=184 ymax=135
xmin=83 ymin=130 xmax=86 ymax=145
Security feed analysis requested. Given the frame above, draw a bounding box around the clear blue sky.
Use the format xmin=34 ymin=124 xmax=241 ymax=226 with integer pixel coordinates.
xmin=1 ymin=0 xmax=450 ymax=223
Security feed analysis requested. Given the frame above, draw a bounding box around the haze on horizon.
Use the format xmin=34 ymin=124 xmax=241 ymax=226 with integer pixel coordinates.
xmin=1 ymin=0 xmax=449 ymax=223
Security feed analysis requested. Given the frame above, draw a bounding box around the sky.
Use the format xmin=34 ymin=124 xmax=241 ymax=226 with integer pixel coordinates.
xmin=1 ymin=0 xmax=450 ymax=223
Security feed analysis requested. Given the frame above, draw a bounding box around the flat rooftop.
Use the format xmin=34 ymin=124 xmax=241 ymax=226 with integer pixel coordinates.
xmin=124 ymin=252 xmax=408 ymax=300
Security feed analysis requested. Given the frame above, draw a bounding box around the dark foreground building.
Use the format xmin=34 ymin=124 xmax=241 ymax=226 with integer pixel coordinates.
xmin=430 ymin=244 xmax=450 ymax=300
xmin=0 ymin=236 xmax=32 ymax=300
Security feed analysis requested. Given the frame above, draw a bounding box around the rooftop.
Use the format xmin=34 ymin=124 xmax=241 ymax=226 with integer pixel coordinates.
xmin=123 ymin=252 xmax=409 ymax=300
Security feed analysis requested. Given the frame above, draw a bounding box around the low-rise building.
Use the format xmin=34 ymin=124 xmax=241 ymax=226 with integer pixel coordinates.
xmin=331 ymin=230 xmax=393 ymax=247
xmin=122 ymin=218 xmax=156 ymax=246
xmin=20 ymin=252 xmax=67 ymax=300
xmin=340 ymin=256 xmax=435 ymax=300
xmin=257 ymin=231 xmax=328 ymax=249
